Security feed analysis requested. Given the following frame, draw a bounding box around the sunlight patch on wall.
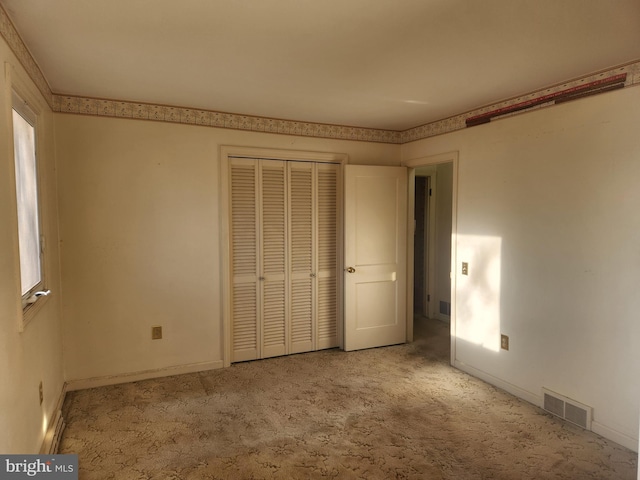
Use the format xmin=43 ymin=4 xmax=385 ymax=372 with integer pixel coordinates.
xmin=456 ymin=235 xmax=502 ymax=353
xmin=41 ymin=414 xmax=48 ymax=437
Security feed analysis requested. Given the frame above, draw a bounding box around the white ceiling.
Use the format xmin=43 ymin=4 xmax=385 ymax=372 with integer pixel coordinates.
xmin=2 ymin=0 xmax=640 ymax=131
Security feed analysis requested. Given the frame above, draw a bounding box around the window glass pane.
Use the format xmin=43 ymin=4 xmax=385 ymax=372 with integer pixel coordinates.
xmin=13 ymin=108 xmax=42 ymax=296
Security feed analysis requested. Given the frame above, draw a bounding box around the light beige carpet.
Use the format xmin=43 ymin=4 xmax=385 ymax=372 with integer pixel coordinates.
xmin=59 ymin=317 xmax=637 ymax=479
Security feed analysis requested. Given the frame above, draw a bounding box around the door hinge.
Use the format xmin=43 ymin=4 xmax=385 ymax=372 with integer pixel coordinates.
xmin=429 ymin=188 xmax=432 ymax=196
xmin=427 ymin=294 xmax=430 ymax=301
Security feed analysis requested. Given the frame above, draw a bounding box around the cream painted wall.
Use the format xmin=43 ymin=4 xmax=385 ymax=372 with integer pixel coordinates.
xmin=402 ymin=86 xmax=640 ymax=451
xmin=0 ymin=41 xmax=64 ymax=452
xmin=54 ymin=113 xmax=400 ymax=383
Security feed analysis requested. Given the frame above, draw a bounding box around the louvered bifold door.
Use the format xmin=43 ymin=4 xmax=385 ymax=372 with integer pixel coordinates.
xmin=230 ymin=158 xmax=260 ymax=362
xmin=316 ymin=163 xmax=339 ymax=349
xmin=260 ymin=160 xmax=288 ymax=358
xmin=289 ymin=162 xmax=315 ymax=354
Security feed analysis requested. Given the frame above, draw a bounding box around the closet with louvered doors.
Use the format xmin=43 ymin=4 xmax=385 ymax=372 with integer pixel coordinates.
xmin=229 ymin=157 xmax=339 ymax=362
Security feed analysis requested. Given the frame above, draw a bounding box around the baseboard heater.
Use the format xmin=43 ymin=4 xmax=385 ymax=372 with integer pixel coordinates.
xmin=39 ymin=409 xmax=65 ymax=454
xmin=542 ymin=388 xmax=592 ymax=430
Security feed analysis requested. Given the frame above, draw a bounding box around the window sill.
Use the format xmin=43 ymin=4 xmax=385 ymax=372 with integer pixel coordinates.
xmin=20 ymin=293 xmax=50 ymax=332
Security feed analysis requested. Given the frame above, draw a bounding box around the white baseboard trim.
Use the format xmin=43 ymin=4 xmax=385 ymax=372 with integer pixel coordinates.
xmin=453 ymin=360 xmax=542 ymax=407
xmin=591 ymin=421 xmax=638 ymax=452
xmin=66 ymin=360 xmax=224 ymax=391
xmin=40 ymin=382 xmax=68 ymax=454
xmin=454 ymin=359 xmax=639 ymax=453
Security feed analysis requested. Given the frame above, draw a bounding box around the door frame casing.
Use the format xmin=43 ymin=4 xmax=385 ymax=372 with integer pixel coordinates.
xmin=402 ymin=151 xmax=458 ymax=365
xmin=220 ymin=146 xmax=347 ymax=367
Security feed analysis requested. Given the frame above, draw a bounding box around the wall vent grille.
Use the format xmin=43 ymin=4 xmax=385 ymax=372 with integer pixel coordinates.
xmin=542 ymin=388 xmax=592 ymax=430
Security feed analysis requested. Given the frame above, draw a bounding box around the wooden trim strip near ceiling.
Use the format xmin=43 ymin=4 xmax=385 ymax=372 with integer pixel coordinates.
xmin=401 ymin=62 xmax=640 ymax=143
xmin=1 ymin=3 xmax=639 ymax=145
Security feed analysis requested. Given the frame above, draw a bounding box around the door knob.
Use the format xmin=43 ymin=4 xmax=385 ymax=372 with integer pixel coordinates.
xmin=345 ymin=267 xmax=356 ymax=273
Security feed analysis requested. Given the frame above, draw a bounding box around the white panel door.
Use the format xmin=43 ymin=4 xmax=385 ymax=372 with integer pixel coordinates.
xmin=344 ymin=165 xmax=408 ymax=351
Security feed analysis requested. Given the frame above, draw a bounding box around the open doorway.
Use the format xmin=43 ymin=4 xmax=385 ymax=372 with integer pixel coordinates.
xmin=409 ymin=160 xmax=455 ymax=360
xmin=413 ymin=162 xmax=453 ymax=323
xmin=413 ymin=172 xmax=434 ymax=318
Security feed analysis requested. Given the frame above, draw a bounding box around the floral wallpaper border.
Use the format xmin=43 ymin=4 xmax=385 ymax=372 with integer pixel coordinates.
xmin=2 ymin=4 xmax=639 ymax=145
xmin=0 ymin=4 xmax=54 ymax=108
xmin=52 ymin=95 xmax=402 ymax=144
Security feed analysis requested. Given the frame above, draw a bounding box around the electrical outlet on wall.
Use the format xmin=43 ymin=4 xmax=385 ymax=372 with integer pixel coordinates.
xmin=152 ymin=326 xmax=163 ymax=340
xmin=501 ymin=334 xmax=509 ymax=351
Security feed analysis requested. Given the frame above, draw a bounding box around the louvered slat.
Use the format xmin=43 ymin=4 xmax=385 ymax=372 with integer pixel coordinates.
xmin=231 ymin=164 xmax=257 ymax=276
xmin=262 ymin=280 xmax=286 ymax=358
xmin=261 ymin=162 xmax=287 ymax=358
xmin=261 ymin=165 xmax=286 ymax=276
xmin=290 ymin=278 xmax=313 ymax=353
xmin=232 ymin=284 xmax=259 ymax=361
xmin=289 ymin=163 xmax=314 ymax=353
xmin=290 ymin=167 xmax=313 ymax=273
xmin=317 ymin=167 xmax=337 ymax=271
xmin=317 ymin=276 xmax=338 ymax=348
xmin=317 ymin=165 xmax=338 ymax=349
xmin=230 ymin=161 xmax=259 ymax=361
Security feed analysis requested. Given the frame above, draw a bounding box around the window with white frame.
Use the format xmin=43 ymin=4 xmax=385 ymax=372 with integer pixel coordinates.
xmin=12 ymin=89 xmax=47 ymax=309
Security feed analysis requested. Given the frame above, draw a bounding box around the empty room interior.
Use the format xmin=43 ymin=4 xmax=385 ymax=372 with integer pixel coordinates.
xmin=1 ymin=1 xmax=640 ymax=478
